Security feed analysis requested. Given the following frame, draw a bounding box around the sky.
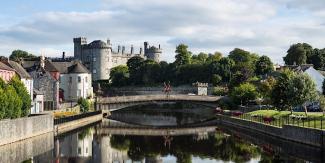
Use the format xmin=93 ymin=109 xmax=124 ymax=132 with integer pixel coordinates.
xmin=1 ymin=0 xmax=325 ymax=64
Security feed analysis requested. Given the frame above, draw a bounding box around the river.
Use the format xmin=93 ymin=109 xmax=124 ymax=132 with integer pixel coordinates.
xmin=1 ymin=102 xmax=322 ymax=163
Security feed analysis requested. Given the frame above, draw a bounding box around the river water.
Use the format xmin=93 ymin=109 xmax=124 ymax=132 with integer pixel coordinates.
xmin=1 ymin=102 xmax=323 ymax=163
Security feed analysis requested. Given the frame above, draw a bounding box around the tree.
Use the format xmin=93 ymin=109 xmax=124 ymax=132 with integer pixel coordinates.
xmin=206 ymin=51 xmax=222 ymax=63
xmin=9 ymin=76 xmax=31 ymax=117
xmin=283 ymin=43 xmax=312 ymax=65
xmin=127 ymin=56 xmax=144 ymax=85
xmin=323 ymin=78 xmax=325 ymax=96
xmin=230 ymin=83 xmax=259 ymax=105
xmin=309 ymin=48 xmax=325 ymax=69
xmin=255 ymin=55 xmax=273 ymax=76
xmin=0 ymin=88 xmax=8 ymax=119
xmin=175 ymin=44 xmax=192 ymax=66
xmin=228 ymin=48 xmax=251 ymax=63
xmin=10 ymin=50 xmax=36 ymax=61
xmin=287 ymin=73 xmax=319 ymax=115
xmin=319 ymin=95 xmax=325 ymax=116
xmin=192 ymin=52 xmax=208 ymax=64
xmin=211 ymin=74 xmax=222 ymax=86
xmin=5 ymin=85 xmax=22 ymax=119
xmin=258 ymin=76 xmax=276 ymax=103
xmin=110 ymin=65 xmax=129 ymax=86
xmin=78 ymin=98 xmax=90 ymax=113
xmin=271 ymin=69 xmax=295 ymax=110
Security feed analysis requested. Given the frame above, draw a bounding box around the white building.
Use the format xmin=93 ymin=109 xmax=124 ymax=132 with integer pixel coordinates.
xmin=50 ymin=61 xmax=93 ymax=102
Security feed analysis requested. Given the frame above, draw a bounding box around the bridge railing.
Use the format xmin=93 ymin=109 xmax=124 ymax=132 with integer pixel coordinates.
xmin=97 ymin=95 xmax=222 ymax=103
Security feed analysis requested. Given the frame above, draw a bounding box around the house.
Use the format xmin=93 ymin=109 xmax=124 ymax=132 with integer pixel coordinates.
xmin=22 ymin=56 xmax=60 ymax=110
xmin=50 ymin=61 xmax=93 ymax=102
xmin=0 ymin=62 xmax=15 ymax=82
xmin=2 ymin=60 xmax=34 ymax=103
xmin=281 ymin=64 xmax=325 ymax=93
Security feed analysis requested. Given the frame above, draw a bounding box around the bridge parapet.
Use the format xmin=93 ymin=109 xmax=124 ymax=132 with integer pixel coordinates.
xmin=97 ymin=95 xmax=222 ymax=104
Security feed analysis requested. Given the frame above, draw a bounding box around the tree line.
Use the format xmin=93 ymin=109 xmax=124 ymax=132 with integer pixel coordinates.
xmin=0 ymin=76 xmax=31 ymax=120
xmin=109 ymin=44 xmax=274 ymax=87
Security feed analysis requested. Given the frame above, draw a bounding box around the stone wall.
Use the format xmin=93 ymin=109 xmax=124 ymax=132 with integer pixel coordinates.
xmin=0 ymin=114 xmax=53 ymax=146
xmin=217 ymin=115 xmax=325 ymax=147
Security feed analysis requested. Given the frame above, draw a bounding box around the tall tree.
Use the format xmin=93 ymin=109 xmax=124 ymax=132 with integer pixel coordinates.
xmin=127 ymin=56 xmax=144 ymax=85
xmin=206 ymin=51 xmax=222 ymax=63
xmin=283 ymin=43 xmax=312 ymax=65
xmin=174 ymin=44 xmax=192 ymax=66
xmin=9 ymin=76 xmax=31 ymax=117
xmin=230 ymin=83 xmax=259 ymax=105
xmin=255 ymin=55 xmax=274 ymax=76
xmin=271 ymin=69 xmax=295 ymax=110
xmin=287 ymin=73 xmax=319 ymax=115
xmin=309 ymin=48 xmax=325 ymax=69
xmin=228 ymin=48 xmax=251 ymax=63
xmin=110 ymin=65 xmax=129 ymax=86
xmin=10 ymin=50 xmax=36 ymax=61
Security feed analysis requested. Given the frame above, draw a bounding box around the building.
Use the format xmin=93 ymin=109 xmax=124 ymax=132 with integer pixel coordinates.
xmin=0 ymin=62 xmax=15 ymax=82
xmin=50 ymin=61 xmax=93 ymax=102
xmin=32 ymin=89 xmax=44 ymax=114
xmin=192 ymin=82 xmax=208 ymax=96
xmin=2 ymin=60 xmax=34 ymax=103
xmin=22 ymin=56 xmax=60 ymax=110
xmin=73 ymin=37 xmax=162 ymax=81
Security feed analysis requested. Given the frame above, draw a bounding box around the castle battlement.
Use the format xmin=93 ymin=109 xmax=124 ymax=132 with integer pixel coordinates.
xmin=73 ymin=37 xmax=161 ymax=81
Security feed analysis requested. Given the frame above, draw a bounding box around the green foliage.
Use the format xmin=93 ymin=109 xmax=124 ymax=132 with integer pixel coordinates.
xmin=283 ymin=43 xmax=313 ymax=65
xmin=230 ymin=83 xmax=259 ymax=105
xmin=5 ymin=85 xmax=22 ymax=119
xmin=9 ymin=76 xmax=31 ymax=117
xmin=287 ymin=73 xmax=319 ymax=108
xmin=206 ymin=51 xmax=222 ymax=63
xmin=211 ymin=74 xmax=222 ymax=86
xmin=0 ymin=88 xmax=7 ymax=119
xmin=255 ymin=55 xmax=273 ymax=76
xmin=271 ymin=69 xmax=295 ymax=110
xmin=10 ymin=50 xmax=37 ymax=61
xmin=127 ymin=56 xmax=145 ymax=85
xmin=322 ymin=78 xmax=325 ymax=96
xmin=78 ymin=98 xmax=90 ymax=113
xmin=258 ymin=76 xmax=276 ymax=99
xmin=175 ymin=44 xmax=192 ymax=66
xmin=110 ymin=65 xmax=129 ymax=86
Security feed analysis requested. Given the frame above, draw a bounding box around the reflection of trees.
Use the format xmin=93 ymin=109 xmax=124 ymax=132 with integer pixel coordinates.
xmin=78 ymin=128 xmax=91 ymax=140
xmin=109 ymin=131 xmax=260 ymax=162
xmin=109 ymin=136 xmax=130 ymax=151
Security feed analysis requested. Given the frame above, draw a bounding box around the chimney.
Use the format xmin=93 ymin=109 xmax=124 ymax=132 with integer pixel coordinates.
xmin=118 ymin=45 xmax=121 ymax=53
xmin=144 ymin=42 xmax=148 ymax=54
xmin=131 ymin=45 xmax=134 ymax=54
xmin=62 ymin=52 xmax=65 ymax=59
xmin=107 ymin=38 xmax=111 ymax=45
xmin=140 ymin=48 xmax=143 ymax=55
xmin=122 ymin=46 xmax=125 ymax=54
xmin=159 ymin=44 xmax=161 ymax=49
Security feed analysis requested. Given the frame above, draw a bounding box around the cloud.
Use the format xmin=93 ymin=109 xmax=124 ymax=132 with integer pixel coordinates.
xmin=0 ymin=0 xmax=324 ymax=63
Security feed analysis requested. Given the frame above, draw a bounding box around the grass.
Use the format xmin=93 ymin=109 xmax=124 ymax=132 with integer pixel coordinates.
xmin=53 ymin=111 xmax=78 ymax=119
xmin=237 ymin=110 xmax=325 ymax=129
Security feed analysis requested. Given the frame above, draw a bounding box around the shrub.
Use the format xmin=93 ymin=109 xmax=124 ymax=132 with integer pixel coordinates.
xmin=78 ymin=98 xmax=90 ymax=113
xmin=9 ymin=76 xmax=31 ymax=117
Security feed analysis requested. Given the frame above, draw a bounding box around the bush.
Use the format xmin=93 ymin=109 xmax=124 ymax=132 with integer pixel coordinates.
xmin=9 ymin=76 xmax=31 ymax=117
xmin=212 ymin=86 xmax=228 ymax=96
xmin=78 ymin=98 xmax=90 ymax=113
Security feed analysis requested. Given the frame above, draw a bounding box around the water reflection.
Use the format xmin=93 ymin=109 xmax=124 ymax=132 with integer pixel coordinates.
xmin=109 ymin=102 xmax=216 ymax=127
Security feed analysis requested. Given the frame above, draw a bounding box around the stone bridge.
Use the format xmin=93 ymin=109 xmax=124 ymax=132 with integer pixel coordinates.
xmin=96 ymin=95 xmax=223 ymax=111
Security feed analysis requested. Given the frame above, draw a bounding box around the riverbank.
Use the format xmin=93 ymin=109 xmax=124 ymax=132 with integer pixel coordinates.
xmin=216 ymin=114 xmax=325 ymax=148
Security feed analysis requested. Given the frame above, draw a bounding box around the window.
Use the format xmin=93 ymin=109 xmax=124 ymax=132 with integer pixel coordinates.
xmin=78 ymin=147 xmax=81 ymax=155
xmin=77 ymin=89 xmax=81 ymax=97
xmin=69 ymin=77 xmax=72 ymax=83
xmin=93 ymin=57 xmax=96 ymax=62
xmin=93 ymin=69 xmax=97 ymax=74
xmin=85 ymin=77 xmax=88 ymax=83
xmin=78 ymin=76 xmax=81 ymax=83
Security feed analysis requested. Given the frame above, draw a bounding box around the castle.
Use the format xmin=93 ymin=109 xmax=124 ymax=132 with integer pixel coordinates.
xmin=73 ymin=37 xmax=162 ymax=81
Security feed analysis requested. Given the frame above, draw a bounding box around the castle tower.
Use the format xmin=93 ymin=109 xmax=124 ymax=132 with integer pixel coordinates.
xmin=73 ymin=37 xmax=87 ymax=60
xmin=144 ymin=42 xmax=162 ymax=62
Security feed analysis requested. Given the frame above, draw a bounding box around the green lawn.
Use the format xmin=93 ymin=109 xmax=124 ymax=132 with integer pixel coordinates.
xmin=238 ymin=110 xmax=325 ymax=129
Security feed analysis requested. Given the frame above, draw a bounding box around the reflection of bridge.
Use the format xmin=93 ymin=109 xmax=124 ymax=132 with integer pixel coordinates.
xmin=95 ymin=119 xmax=217 ymax=136
xmin=96 ymin=95 xmax=223 ymax=111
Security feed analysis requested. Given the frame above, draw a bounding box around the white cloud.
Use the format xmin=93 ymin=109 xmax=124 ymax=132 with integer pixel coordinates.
xmin=0 ymin=0 xmax=324 ymax=63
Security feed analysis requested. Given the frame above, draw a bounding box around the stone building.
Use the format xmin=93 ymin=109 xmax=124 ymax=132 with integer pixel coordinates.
xmin=73 ymin=37 xmax=162 ymax=81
